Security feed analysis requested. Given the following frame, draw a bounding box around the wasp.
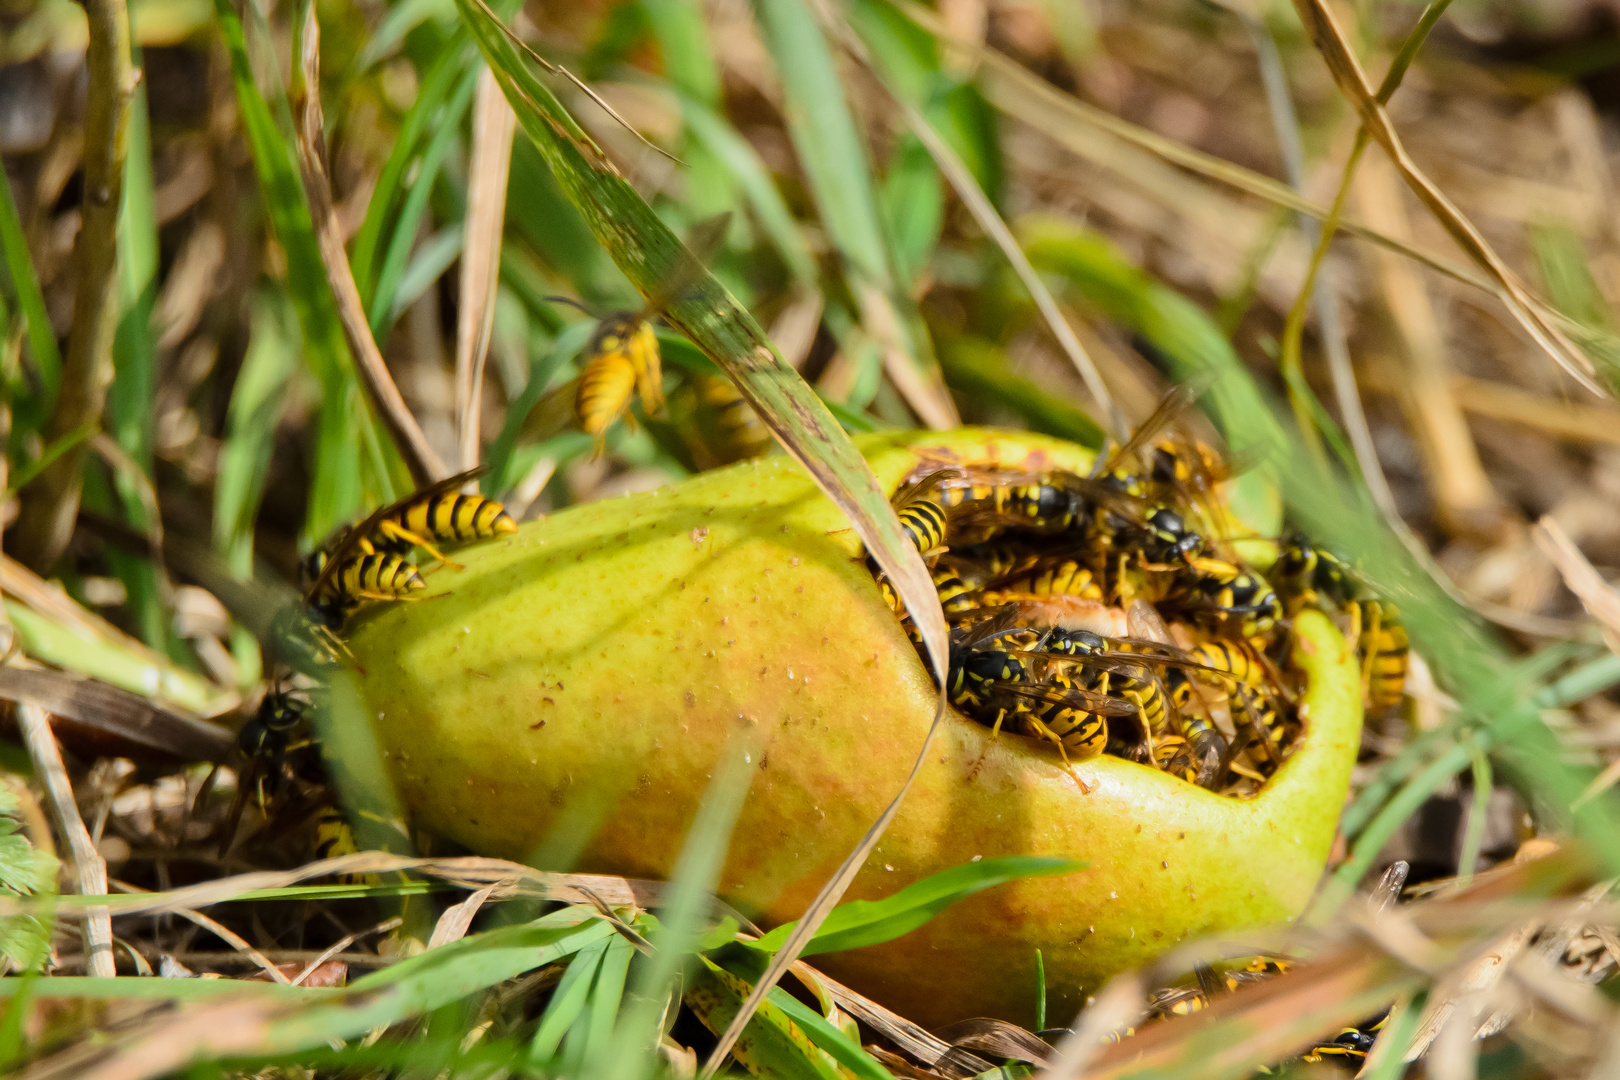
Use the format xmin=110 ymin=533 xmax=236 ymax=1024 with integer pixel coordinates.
xmin=1167 ymin=558 xmax=1281 ymax=638
xmin=879 ymin=561 xmax=982 ymax=621
xmin=673 ymin=374 xmax=767 ymax=466
xmin=220 ymin=684 xmax=313 ymax=856
xmin=973 ymin=555 xmax=1103 ymax=608
xmin=302 ymin=467 xmax=509 ymax=630
xmin=1274 ymin=533 xmax=1408 ymax=712
xmin=944 ymin=618 xmax=1138 ymax=777
xmin=300 ymin=466 xmax=516 ymax=583
xmin=1301 ymin=1013 xmax=1385 ymax=1064
xmin=533 ymin=216 xmax=730 ymax=456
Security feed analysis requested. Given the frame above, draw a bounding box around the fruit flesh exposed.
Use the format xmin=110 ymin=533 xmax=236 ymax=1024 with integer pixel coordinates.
xmin=347 ymin=428 xmax=1363 ymax=1027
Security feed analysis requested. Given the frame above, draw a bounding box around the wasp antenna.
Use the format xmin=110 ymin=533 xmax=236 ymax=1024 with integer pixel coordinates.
xmin=544 ymin=295 xmax=599 ymax=316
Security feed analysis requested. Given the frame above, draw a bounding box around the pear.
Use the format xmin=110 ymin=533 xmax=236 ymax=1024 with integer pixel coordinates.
xmin=346 ymin=429 xmax=1362 ymax=1027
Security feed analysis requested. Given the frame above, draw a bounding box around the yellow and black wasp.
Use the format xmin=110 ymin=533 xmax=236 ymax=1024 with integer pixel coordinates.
xmin=220 ymin=683 xmax=313 ymax=856
xmin=943 ymin=616 xmax=1141 ymax=781
xmin=1301 ymin=1013 xmax=1385 ymax=1065
xmin=673 ymin=373 xmax=772 ymax=469
xmin=1165 ymin=557 xmax=1281 ymax=639
xmin=300 ymin=466 xmax=514 ymax=631
xmin=1273 ymin=532 xmax=1408 ymax=712
xmin=533 ymin=215 xmax=732 ymax=457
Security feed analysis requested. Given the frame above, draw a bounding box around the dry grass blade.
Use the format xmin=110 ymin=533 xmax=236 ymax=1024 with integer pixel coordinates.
xmin=1289 ymin=0 xmax=1602 ymax=396
xmin=294 ymin=915 xmax=402 ymax=985
xmin=894 ymin=96 xmax=1120 ymax=438
xmin=427 ymin=881 xmax=510 ymax=947
xmin=701 ymin=710 xmax=951 ymax=1074
xmin=1403 ymin=920 xmax=1538 ymax=1060
xmin=17 ymin=701 xmax=115 ymax=977
xmin=111 ymin=880 xmax=291 ymax=984
xmin=293 ymin=3 xmax=449 ymax=486
xmin=0 ymin=666 xmax=233 ymax=763
xmin=1534 ymin=516 xmax=1620 ymax=654
xmin=8 ymin=0 xmax=137 ymax=570
xmin=0 ymin=852 xmax=745 ymax=920
xmin=455 ymin=70 xmax=517 ymax=472
xmin=1355 ymin=152 xmax=1497 ymax=528
xmin=887 ymin=0 xmax=1503 ymax=299
xmin=934 ymin=1018 xmax=1056 ymax=1064
xmin=793 ymin=960 xmax=990 ymax=1073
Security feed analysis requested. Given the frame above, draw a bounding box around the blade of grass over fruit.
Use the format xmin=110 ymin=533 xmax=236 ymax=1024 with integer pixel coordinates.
xmin=752 ymin=0 xmax=956 ymax=429
xmin=0 ymin=158 xmax=60 ymax=419
xmin=528 ymin=936 xmax=609 ymax=1064
xmin=750 ymin=856 xmax=1084 ymax=957
xmin=452 ymin=0 xmax=951 ymax=1064
xmin=937 ymin=338 xmax=1103 ymax=447
xmin=295 ymin=2 xmax=448 ymax=486
xmin=605 ymin=733 xmax=758 ymax=1078
xmin=1290 ymin=0 xmax=1601 ymax=395
xmin=213 ymin=0 xmax=368 ymax=537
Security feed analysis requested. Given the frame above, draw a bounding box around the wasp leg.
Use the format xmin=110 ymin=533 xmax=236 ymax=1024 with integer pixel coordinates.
xmin=1026 ymin=717 xmax=1094 ymax=794
xmin=375 ymin=520 xmax=465 ymax=571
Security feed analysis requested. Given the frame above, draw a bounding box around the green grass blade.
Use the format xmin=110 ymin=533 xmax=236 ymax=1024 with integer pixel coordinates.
xmin=108 ymin=79 xmax=167 ymax=652
xmin=679 ymin=97 xmax=816 ymax=286
xmin=350 ymin=38 xmax=473 ymax=302
xmin=752 ymin=0 xmax=888 ymax=288
xmin=751 ymin=856 xmax=1083 ymax=957
xmin=213 ymin=0 xmax=369 ymax=539
xmin=640 ymin=0 xmax=720 ymax=105
xmin=390 ymin=223 xmax=465 ymax=323
xmin=366 ymin=64 xmax=480 ymax=339
xmin=710 ymin=950 xmax=895 ymax=1080
xmin=607 ymin=736 xmax=757 ymax=1078
xmin=0 ymin=150 xmax=61 ymax=419
xmin=529 ymin=936 xmax=609 ymax=1063
xmin=354 ymin=0 xmax=456 ymax=72
xmin=687 ymin=956 xmax=847 ymax=1080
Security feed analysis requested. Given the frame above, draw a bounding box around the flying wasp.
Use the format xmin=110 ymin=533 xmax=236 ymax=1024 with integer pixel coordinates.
xmin=531 ymin=215 xmax=732 ymax=457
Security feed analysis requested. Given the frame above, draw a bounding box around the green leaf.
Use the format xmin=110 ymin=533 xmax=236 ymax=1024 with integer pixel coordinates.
xmin=641 ymin=0 xmax=720 ymax=105
xmin=0 ymin=788 xmax=55 ymax=973
xmin=751 ymin=856 xmax=1083 ymax=957
xmin=686 ymin=956 xmax=847 ymax=1080
xmin=259 ymin=915 xmax=615 ymax=1053
xmin=366 ymin=64 xmax=480 ymax=339
xmin=0 ymin=139 xmax=61 ymax=425
xmin=529 ymin=935 xmax=609 ymax=1064
xmin=213 ymin=0 xmax=370 ymax=540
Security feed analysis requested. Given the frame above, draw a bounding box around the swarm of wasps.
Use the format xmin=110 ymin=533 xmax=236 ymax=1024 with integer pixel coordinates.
xmin=871 ymin=389 xmax=1410 ymax=795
